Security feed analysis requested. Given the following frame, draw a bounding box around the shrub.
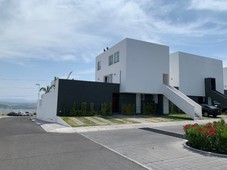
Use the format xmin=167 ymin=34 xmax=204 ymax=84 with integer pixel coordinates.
xmin=89 ymin=102 xmax=95 ymax=116
xmin=169 ymin=101 xmax=182 ymax=113
xmin=184 ymin=119 xmax=227 ymax=154
xmin=101 ymin=103 xmax=112 ymax=116
xmin=81 ymin=102 xmax=87 ymax=116
xmin=121 ymin=104 xmax=135 ymax=115
xmin=143 ymin=103 xmax=156 ymax=114
xmin=70 ymin=102 xmax=77 ymax=116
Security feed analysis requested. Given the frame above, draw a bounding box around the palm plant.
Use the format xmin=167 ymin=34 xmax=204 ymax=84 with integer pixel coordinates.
xmin=39 ymin=85 xmax=55 ymax=94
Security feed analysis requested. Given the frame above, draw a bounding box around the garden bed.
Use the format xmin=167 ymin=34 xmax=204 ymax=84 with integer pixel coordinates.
xmin=184 ymin=119 xmax=227 ymax=155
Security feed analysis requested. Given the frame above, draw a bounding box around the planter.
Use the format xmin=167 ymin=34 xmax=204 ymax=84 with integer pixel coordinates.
xmin=183 ymin=119 xmax=227 ymax=155
xmin=183 ymin=141 xmax=227 ymax=158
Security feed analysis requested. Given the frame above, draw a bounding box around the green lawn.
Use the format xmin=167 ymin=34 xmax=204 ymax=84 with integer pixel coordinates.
xmin=61 ymin=113 xmax=227 ymax=127
xmin=61 ymin=113 xmax=193 ymax=127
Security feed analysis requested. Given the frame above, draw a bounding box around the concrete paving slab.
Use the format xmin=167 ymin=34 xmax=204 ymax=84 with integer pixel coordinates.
xmin=94 ymin=116 xmax=115 ymax=124
xmin=125 ymin=117 xmax=147 ymax=123
xmin=85 ymin=117 xmax=107 ymax=125
xmin=71 ymin=117 xmax=85 ymax=126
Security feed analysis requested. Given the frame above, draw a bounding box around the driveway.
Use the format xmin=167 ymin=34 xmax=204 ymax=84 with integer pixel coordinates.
xmin=81 ymin=123 xmax=227 ymax=170
xmin=0 ymin=117 xmax=146 ymax=170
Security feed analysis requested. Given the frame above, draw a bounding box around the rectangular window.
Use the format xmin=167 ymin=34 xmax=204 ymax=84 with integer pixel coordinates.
xmin=109 ymin=55 xmax=113 ymax=65
xmin=114 ymin=51 xmax=119 ymax=63
xmin=97 ymin=61 xmax=101 ymax=70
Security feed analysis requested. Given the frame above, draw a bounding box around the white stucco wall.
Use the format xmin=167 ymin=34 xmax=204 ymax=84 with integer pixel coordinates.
xmin=36 ymin=79 xmax=59 ymax=122
xmin=172 ymin=52 xmax=224 ymax=96
xmin=125 ymin=39 xmax=169 ymax=93
xmin=169 ymin=53 xmax=179 ymax=87
xmin=224 ymin=67 xmax=227 ymax=90
xmin=95 ymin=38 xmax=169 ymax=94
xmin=96 ymin=39 xmax=127 ymax=91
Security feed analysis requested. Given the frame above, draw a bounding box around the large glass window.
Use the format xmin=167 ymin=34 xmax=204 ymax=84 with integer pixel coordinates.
xmin=97 ymin=61 xmax=101 ymax=70
xmin=114 ymin=51 xmax=119 ymax=63
xmin=109 ymin=55 xmax=113 ymax=65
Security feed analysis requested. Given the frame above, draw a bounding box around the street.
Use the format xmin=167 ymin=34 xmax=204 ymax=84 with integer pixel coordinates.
xmin=0 ymin=117 xmax=146 ymax=170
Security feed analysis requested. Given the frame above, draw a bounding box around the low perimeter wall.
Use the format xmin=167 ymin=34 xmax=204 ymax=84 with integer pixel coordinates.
xmin=36 ymin=90 xmax=57 ymax=122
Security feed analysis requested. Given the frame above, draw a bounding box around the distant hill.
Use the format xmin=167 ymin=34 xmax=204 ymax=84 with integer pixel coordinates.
xmin=0 ymin=104 xmax=8 ymax=108
xmin=0 ymin=102 xmax=37 ymax=109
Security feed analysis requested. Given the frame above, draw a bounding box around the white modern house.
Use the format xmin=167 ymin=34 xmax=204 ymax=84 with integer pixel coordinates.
xmin=96 ymin=38 xmax=202 ymax=119
xmin=37 ymin=38 xmax=227 ymax=122
xmin=96 ymin=38 xmax=169 ymax=114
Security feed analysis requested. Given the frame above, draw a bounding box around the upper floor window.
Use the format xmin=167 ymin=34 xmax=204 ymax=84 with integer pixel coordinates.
xmin=109 ymin=55 xmax=113 ymax=65
xmin=97 ymin=61 xmax=101 ymax=70
xmin=108 ymin=51 xmax=119 ymax=66
xmin=114 ymin=51 xmax=119 ymax=63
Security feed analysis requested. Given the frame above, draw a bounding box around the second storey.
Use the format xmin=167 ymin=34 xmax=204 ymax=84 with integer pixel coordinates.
xmin=95 ymin=38 xmax=169 ymax=94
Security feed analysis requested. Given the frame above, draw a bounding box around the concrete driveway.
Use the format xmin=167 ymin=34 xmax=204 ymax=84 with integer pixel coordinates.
xmin=81 ymin=123 xmax=227 ymax=170
xmin=0 ymin=117 xmax=147 ymax=170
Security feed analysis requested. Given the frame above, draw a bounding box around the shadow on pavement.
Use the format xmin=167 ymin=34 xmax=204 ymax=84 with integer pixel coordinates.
xmin=139 ymin=127 xmax=185 ymax=139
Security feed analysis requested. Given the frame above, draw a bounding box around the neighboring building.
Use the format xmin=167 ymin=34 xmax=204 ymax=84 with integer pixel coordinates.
xmin=224 ymin=67 xmax=227 ymax=95
xmin=37 ymin=38 xmax=227 ymax=123
xmin=170 ymin=52 xmax=224 ymax=104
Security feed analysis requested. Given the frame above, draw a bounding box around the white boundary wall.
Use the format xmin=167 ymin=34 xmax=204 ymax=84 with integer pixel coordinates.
xmin=36 ymin=79 xmax=59 ymax=122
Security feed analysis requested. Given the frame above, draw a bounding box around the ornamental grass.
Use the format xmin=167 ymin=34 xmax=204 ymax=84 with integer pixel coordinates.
xmin=184 ymin=119 xmax=227 ymax=154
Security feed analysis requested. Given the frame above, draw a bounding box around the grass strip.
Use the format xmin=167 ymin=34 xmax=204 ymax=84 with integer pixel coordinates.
xmin=76 ymin=117 xmax=97 ymax=126
xmin=62 ymin=117 xmax=78 ymax=127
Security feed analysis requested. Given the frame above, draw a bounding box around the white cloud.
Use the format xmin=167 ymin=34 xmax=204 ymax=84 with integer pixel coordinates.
xmin=0 ymin=0 xmax=227 ymax=64
xmin=189 ymin=0 xmax=227 ymax=11
xmin=58 ymin=54 xmax=77 ymax=61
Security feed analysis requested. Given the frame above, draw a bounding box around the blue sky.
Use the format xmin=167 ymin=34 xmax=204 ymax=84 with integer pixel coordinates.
xmin=0 ymin=0 xmax=227 ymax=102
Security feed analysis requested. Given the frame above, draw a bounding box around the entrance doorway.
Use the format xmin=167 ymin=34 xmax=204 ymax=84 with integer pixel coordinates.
xmin=112 ymin=93 xmax=119 ymax=113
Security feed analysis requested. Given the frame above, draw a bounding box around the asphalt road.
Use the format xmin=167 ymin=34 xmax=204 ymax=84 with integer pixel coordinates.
xmin=0 ymin=117 xmax=147 ymax=170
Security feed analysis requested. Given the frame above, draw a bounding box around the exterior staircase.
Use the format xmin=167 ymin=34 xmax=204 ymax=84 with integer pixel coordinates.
xmin=162 ymin=74 xmax=202 ymax=120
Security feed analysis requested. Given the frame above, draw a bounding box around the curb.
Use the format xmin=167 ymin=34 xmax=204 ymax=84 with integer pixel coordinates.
xmin=183 ymin=142 xmax=227 ymax=158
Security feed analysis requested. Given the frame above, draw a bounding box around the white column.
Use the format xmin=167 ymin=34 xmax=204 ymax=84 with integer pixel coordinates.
xmin=154 ymin=94 xmax=158 ymax=104
xmin=163 ymin=96 xmax=169 ymax=114
xmin=136 ymin=93 xmax=141 ymax=114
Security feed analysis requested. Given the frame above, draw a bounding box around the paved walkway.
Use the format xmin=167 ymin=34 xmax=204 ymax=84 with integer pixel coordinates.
xmin=36 ymin=117 xmax=227 ymax=133
xmin=35 ymin=118 xmax=227 ymax=170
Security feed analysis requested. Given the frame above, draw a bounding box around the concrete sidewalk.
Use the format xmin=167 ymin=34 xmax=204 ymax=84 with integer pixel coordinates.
xmin=35 ymin=117 xmax=227 ymax=133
